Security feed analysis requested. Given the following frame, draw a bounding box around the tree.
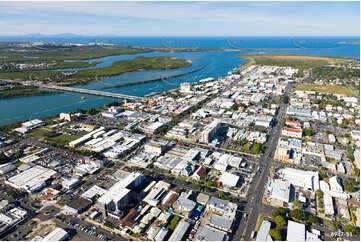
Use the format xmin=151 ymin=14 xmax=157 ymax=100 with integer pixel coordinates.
xmin=308 ymin=215 xmax=320 ymax=224
xmin=290 ymin=209 xmax=306 ymax=221
xmin=274 ymin=215 xmax=287 ymax=227
xmin=282 ymin=95 xmax=289 ymax=104
xmin=344 ymin=224 xmax=360 ymax=235
xmin=269 ymin=228 xmax=283 ymax=241
xmin=253 ymin=143 xmax=262 ymax=154
xmin=303 ymin=128 xmax=315 ymax=136
xmin=293 ymin=199 xmax=302 ymax=209
xmin=343 ymin=180 xmax=357 ymax=193
xmin=270 ymin=207 xmax=287 ymax=218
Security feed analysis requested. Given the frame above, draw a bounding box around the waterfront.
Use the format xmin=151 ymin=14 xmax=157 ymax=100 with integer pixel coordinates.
xmin=0 ymin=36 xmax=359 ymax=126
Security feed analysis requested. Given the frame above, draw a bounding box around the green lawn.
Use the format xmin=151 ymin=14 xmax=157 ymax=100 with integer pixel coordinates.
xmin=26 ymin=128 xmax=49 ymax=137
xmin=295 ymin=84 xmax=354 ymax=96
xmin=45 ymin=134 xmax=80 ymax=147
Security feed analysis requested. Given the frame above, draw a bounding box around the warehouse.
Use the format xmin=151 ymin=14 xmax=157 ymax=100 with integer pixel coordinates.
xmin=5 ymin=165 xmax=57 ymax=193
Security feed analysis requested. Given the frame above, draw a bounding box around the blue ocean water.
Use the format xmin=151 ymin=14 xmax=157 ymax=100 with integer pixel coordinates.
xmin=0 ymin=36 xmax=359 ymax=126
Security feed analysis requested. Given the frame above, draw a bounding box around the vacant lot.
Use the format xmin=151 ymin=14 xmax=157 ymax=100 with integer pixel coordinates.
xmin=295 ymin=84 xmax=353 ymax=96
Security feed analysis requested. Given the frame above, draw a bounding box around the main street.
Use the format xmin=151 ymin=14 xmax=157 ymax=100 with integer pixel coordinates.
xmin=234 ymin=84 xmax=291 ymax=240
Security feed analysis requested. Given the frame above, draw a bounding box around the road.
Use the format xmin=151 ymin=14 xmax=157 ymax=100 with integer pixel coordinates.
xmin=234 ymin=84 xmax=291 ymax=240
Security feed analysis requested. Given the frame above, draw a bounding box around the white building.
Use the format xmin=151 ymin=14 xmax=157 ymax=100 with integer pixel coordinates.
xmin=42 ymin=227 xmax=69 ymax=241
xmin=200 ymin=119 xmax=222 ymax=143
xmin=286 ymin=221 xmax=305 ymax=241
xmin=5 ymin=165 xmax=57 ymax=193
xmin=218 ymin=172 xmax=239 ymax=187
xmin=281 ymin=168 xmax=319 ymax=191
xmin=268 ymin=179 xmax=290 ymax=203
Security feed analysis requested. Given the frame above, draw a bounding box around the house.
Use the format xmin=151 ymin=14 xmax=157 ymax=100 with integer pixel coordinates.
xmin=192 ymin=166 xmax=206 ymax=180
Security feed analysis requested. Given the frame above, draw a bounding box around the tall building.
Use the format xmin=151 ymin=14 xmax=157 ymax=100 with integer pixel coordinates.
xmin=200 ymin=119 xmax=222 ymax=143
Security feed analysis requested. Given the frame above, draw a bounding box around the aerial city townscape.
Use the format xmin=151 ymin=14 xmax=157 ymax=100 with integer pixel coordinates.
xmin=0 ymin=1 xmax=360 ymax=242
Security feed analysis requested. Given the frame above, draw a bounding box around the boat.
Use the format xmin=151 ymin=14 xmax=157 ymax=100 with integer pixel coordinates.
xmin=81 ymin=96 xmax=86 ymax=100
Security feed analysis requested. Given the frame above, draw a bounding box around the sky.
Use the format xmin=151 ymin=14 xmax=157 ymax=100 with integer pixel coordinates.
xmin=0 ymin=1 xmax=360 ymax=36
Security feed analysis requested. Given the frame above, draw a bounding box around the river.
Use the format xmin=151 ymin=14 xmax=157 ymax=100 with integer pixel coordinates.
xmin=0 ymin=36 xmax=359 ymax=126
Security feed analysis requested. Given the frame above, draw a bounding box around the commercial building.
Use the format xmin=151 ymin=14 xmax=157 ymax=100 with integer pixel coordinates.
xmin=97 ymin=172 xmax=144 ymax=216
xmin=286 ymin=220 xmax=305 ymax=241
xmin=154 ymin=227 xmax=168 ymax=241
xmin=281 ymin=168 xmax=319 ymax=191
xmin=281 ymin=127 xmax=302 ymax=138
xmin=256 ymin=220 xmax=272 ymax=241
xmin=143 ymin=181 xmax=171 ymax=206
xmin=218 ymin=172 xmax=240 ymax=188
xmin=5 ymin=165 xmax=57 ymax=193
xmin=61 ymin=177 xmax=81 ymax=190
xmin=200 ymin=119 xmax=222 ymax=143
xmin=42 ymin=227 xmax=69 ymax=241
xmin=64 ymin=196 xmax=92 ymax=214
xmin=15 ymin=119 xmax=45 ymax=133
xmin=207 ymin=214 xmax=233 ymax=232
xmin=169 ymin=221 xmax=190 ymax=241
xmin=173 ymin=192 xmax=196 ymax=217
xmin=196 ymin=225 xmax=228 ymax=241
xmin=268 ymin=179 xmax=291 ymax=203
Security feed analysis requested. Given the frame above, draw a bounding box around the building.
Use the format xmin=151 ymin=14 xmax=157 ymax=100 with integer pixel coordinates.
xmin=173 ymin=192 xmax=196 ymax=217
xmin=281 ymin=168 xmax=319 ymax=191
xmin=97 ymin=172 xmax=144 ymax=216
xmin=154 ymin=227 xmax=168 ymax=241
xmin=207 ymin=214 xmax=233 ymax=232
xmin=206 ymin=197 xmax=237 ymax=221
xmin=144 ymin=141 xmax=167 ymax=155
xmin=255 ymin=115 xmax=274 ymax=128
xmin=268 ymin=179 xmax=291 ymax=203
xmin=5 ymin=165 xmax=57 ymax=193
xmin=169 ymin=221 xmax=190 ymax=241
xmin=143 ymin=181 xmax=171 ymax=206
xmin=200 ymin=119 xmax=222 ymax=143
xmin=64 ymin=197 xmax=92 ymax=214
xmin=0 ymin=164 xmax=16 ymax=175
xmin=329 ymin=176 xmax=343 ymax=193
xmin=281 ymin=127 xmax=302 ymax=138
xmin=42 ymin=227 xmax=69 ymax=241
xmin=196 ymin=225 xmax=228 ymax=241
xmin=286 ymin=220 xmax=305 ymax=241
xmin=61 ymin=177 xmax=81 ymax=190
xmin=180 ymin=82 xmax=193 ymax=93
xmin=218 ymin=172 xmax=239 ymax=188
xmin=256 ymin=220 xmax=272 ymax=241
xmin=323 ymin=194 xmax=335 ymax=215
xmin=14 ymin=119 xmax=46 ymax=134
xmin=191 ymin=166 xmax=206 ymax=180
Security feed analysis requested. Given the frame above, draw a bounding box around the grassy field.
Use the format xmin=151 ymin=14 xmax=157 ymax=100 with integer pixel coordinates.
xmin=295 ymin=84 xmax=354 ymax=96
xmin=45 ymin=134 xmax=80 ymax=147
xmin=26 ymin=128 xmax=49 ymax=137
xmin=238 ymin=53 xmax=353 ymax=69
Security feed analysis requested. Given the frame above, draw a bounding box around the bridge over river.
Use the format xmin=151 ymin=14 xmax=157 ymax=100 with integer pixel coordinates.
xmin=37 ymin=84 xmax=144 ymax=101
